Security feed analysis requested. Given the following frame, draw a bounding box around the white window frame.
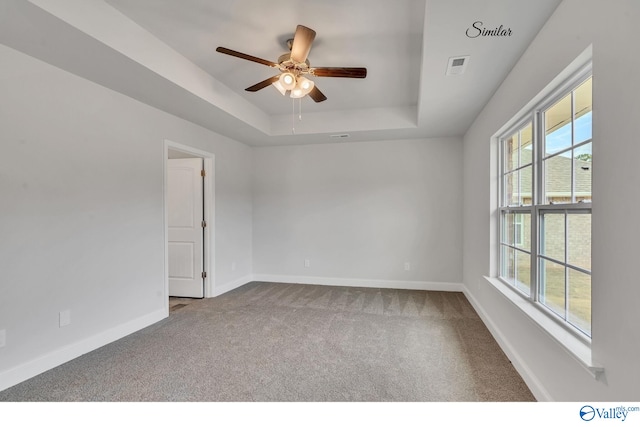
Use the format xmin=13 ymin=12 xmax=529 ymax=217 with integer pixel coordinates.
xmin=497 ymin=64 xmax=593 ymax=342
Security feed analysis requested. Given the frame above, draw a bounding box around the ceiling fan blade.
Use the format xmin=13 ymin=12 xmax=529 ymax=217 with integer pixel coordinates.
xmin=245 ymin=75 xmax=281 ymax=92
xmin=216 ymin=47 xmax=278 ymax=68
xmin=310 ymin=67 xmax=367 ymax=78
xmin=308 ymin=86 xmax=327 ymax=103
xmin=289 ymin=25 xmax=316 ymax=64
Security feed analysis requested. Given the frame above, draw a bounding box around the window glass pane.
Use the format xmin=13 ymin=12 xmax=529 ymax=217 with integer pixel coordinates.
xmin=568 ymin=214 xmax=591 ymax=271
xmin=544 ymin=154 xmax=572 ymax=204
xmin=568 ymin=268 xmax=591 ymax=336
xmin=505 ymin=133 xmax=518 ymax=172
xmin=520 ymin=165 xmax=532 ymax=205
xmin=544 ymin=93 xmax=572 ymax=156
xmin=574 ymin=143 xmax=592 ymax=202
xmin=541 ymin=213 xmax=565 ymax=262
xmin=501 ymin=245 xmax=516 ymax=285
xmin=504 ymin=168 xmax=532 ymax=206
xmin=502 ymin=212 xmax=514 ymax=245
xmin=574 ymin=77 xmax=592 ymax=145
xmin=504 ymin=171 xmax=518 ymax=206
xmin=504 ymin=123 xmax=533 ymax=172
xmin=514 ymin=213 xmax=531 ymax=251
xmin=520 ymin=123 xmax=533 ymax=167
xmin=539 ymin=258 xmax=565 ymax=318
xmin=515 ymin=250 xmax=531 ymax=296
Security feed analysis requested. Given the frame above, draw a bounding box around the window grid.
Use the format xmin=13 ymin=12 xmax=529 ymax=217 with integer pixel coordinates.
xmin=498 ymin=70 xmax=592 ymax=339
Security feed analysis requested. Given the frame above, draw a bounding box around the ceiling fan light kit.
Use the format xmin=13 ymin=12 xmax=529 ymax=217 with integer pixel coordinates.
xmin=290 ymin=76 xmax=315 ymax=99
xmin=272 ymin=79 xmax=287 ymax=96
xmin=279 ymin=72 xmax=297 ymax=91
xmin=216 ymin=25 xmax=367 ymax=103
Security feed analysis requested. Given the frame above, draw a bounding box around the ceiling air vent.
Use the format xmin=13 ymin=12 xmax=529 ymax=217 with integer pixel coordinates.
xmin=446 ymin=56 xmax=470 ymax=75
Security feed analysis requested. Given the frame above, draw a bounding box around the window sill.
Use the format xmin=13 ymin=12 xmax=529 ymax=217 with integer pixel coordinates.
xmin=483 ymin=276 xmax=604 ymax=379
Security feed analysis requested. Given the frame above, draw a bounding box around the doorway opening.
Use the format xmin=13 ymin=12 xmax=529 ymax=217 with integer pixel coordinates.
xmin=164 ymin=140 xmax=215 ymax=314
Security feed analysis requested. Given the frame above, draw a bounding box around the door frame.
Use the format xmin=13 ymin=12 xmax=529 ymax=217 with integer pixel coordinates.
xmin=163 ymin=139 xmax=215 ymax=311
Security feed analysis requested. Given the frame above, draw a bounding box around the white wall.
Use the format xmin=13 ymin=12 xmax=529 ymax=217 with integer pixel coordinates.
xmin=6 ymin=0 xmax=638 ymax=402
xmin=252 ymin=138 xmax=463 ymax=288
xmin=463 ymin=0 xmax=640 ymax=400
xmin=0 ymin=43 xmax=253 ymax=389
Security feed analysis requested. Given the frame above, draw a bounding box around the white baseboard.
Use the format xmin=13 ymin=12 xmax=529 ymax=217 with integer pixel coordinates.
xmin=211 ymin=274 xmax=253 ymax=297
xmin=252 ymin=274 xmax=464 ymax=292
xmin=0 ymin=309 xmax=166 ymax=393
xmin=462 ymin=286 xmax=552 ymax=401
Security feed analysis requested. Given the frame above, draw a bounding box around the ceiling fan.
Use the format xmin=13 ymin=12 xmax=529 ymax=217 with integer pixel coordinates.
xmin=216 ymin=25 xmax=367 ymax=103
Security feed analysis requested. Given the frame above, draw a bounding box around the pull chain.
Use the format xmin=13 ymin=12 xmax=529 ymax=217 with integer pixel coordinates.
xmin=291 ymin=97 xmax=305 ymax=134
xmin=291 ymin=97 xmax=295 ymax=134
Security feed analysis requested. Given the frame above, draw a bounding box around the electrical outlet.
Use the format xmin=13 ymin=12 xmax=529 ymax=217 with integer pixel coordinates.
xmin=59 ymin=310 xmax=71 ymax=327
xmin=404 ymin=262 xmax=411 ymax=271
xmin=304 ymin=259 xmax=311 ymax=268
xmin=0 ymin=329 xmax=6 ymax=348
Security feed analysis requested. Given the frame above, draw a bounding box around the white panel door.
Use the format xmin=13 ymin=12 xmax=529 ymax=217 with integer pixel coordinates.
xmin=168 ymin=158 xmax=204 ymax=298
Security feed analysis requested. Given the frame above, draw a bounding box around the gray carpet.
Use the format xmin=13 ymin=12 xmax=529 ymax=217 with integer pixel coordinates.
xmin=0 ymin=282 xmax=534 ymax=401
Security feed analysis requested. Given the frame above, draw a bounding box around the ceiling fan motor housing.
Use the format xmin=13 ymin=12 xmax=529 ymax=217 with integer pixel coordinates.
xmin=277 ymin=53 xmax=310 ymax=73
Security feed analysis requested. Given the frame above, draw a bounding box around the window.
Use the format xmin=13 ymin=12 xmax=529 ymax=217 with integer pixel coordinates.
xmin=499 ymin=70 xmax=592 ymax=338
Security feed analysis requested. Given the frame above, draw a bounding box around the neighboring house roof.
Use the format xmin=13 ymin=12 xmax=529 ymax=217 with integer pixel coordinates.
xmin=508 ymin=148 xmax=592 ymax=202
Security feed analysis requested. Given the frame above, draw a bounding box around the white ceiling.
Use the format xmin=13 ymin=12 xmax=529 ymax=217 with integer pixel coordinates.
xmin=0 ymin=0 xmax=562 ymax=146
xmin=105 ymin=0 xmax=425 ymax=116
